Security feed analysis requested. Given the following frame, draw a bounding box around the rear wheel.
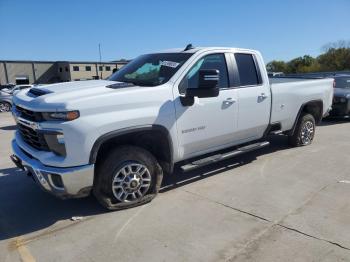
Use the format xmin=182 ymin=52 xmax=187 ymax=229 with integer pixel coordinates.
xmin=288 ymin=113 xmax=315 ymax=147
xmin=0 ymin=102 xmax=11 ymax=112
xmin=93 ymin=145 xmax=163 ymax=210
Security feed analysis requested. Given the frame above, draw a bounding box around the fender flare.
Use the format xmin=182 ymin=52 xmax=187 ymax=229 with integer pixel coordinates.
xmin=289 ymin=99 xmax=323 ymax=135
xmin=0 ymin=98 xmax=13 ymax=104
xmin=89 ymin=124 xmax=174 ymax=172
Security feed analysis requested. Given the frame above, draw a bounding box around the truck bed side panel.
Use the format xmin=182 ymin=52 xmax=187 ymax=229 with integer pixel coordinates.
xmin=270 ymin=78 xmax=333 ymax=131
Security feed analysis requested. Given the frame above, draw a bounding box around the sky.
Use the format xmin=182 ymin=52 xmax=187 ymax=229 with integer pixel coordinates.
xmin=0 ymin=0 xmax=349 ymax=63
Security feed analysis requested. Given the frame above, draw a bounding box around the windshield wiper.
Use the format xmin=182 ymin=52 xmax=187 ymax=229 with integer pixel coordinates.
xmin=122 ymin=80 xmax=155 ymax=87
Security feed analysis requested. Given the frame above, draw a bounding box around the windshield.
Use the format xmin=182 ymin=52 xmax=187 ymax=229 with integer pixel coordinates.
xmin=108 ymin=53 xmax=193 ymax=86
xmin=335 ymin=77 xmax=350 ymax=89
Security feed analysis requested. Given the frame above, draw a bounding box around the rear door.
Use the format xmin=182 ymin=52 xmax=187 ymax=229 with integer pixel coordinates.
xmin=230 ymin=53 xmax=271 ymax=141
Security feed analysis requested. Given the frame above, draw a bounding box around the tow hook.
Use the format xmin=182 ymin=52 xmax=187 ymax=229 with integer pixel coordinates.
xmin=10 ymin=154 xmax=24 ymax=170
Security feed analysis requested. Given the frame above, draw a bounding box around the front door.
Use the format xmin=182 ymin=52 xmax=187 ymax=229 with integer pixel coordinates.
xmin=174 ymin=53 xmax=238 ymax=159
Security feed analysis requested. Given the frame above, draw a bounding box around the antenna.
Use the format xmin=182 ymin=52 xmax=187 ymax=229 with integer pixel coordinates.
xmin=98 ymin=43 xmax=102 ymax=79
xmin=184 ymin=43 xmax=194 ymax=51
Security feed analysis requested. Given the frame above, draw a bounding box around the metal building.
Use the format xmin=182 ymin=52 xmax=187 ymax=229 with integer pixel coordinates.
xmin=0 ymin=60 xmax=128 ymax=85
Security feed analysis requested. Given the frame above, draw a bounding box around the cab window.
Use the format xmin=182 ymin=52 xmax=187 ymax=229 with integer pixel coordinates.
xmin=234 ymin=53 xmax=262 ymax=86
xmin=179 ymin=54 xmax=229 ymax=94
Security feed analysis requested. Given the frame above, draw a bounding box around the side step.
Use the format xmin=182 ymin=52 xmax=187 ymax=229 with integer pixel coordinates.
xmin=269 ymin=130 xmax=283 ymax=135
xmin=180 ymin=141 xmax=270 ymax=172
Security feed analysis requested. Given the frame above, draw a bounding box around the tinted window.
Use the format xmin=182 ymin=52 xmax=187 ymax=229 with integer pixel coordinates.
xmin=106 ymin=66 xmax=111 ymax=71
xmin=73 ymin=66 xmax=79 ymax=71
xmin=99 ymin=66 xmax=103 ymax=71
xmin=335 ymin=77 xmax=350 ymax=89
xmin=85 ymin=66 xmax=91 ymax=71
xmin=179 ymin=54 xmax=228 ymax=94
xmin=235 ymin=53 xmax=261 ymax=86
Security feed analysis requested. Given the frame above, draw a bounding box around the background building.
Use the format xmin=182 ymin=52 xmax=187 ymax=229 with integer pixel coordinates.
xmin=0 ymin=60 xmax=128 ymax=85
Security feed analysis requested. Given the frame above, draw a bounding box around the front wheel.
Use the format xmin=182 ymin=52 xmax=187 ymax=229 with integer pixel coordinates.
xmin=93 ymin=146 xmax=163 ymax=210
xmin=288 ymin=113 xmax=315 ymax=147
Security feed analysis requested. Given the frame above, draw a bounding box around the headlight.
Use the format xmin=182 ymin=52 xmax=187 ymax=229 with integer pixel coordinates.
xmin=42 ymin=110 xmax=80 ymax=121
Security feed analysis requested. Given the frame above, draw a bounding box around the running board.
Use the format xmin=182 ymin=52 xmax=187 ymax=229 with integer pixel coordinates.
xmin=269 ymin=130 xmax=283 ymax=135
xmin=180 ymin=141 xmax=270 ymax=172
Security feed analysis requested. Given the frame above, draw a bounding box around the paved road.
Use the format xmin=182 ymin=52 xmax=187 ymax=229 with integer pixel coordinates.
xmin=1 ymin=112 xmax=350 ymax=262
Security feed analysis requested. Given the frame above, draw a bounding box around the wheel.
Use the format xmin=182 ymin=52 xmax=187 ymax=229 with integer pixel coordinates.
xmin=288 ymin=113 xmax=315 ymax=147
xmin=93 ymin=145 xmax=163 ymax=210
xmin=0 ymin=102 xmax=11 ymax=112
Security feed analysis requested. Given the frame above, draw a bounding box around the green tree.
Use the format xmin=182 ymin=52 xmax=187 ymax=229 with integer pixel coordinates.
xmin=317 ymin=48 xmax=350 ymax=71
xmin=266 ymin=60 xmax=288 ymax=72
xmin=286 ymin=55 xmax=317 ymax=73
xmin=266 ymin=40 xmax=350 ymax=74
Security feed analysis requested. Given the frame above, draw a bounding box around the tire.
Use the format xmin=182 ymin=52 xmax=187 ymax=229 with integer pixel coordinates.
xmin=93 ymin=145 xmax=163 ymax=210
xmin=288 ymin=113 xmax=315 ymax=147
xmin=0 ymin=102 xmax=11 ymax=112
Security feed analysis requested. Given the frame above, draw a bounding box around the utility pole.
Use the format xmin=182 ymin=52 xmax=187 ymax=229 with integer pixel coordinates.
xmin=98 ymin=43 xmax=102 ymax=79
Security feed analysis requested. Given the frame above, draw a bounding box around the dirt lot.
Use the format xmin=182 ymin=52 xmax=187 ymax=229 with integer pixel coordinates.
xmin=1 ymin=112 xmax=350 ymax=262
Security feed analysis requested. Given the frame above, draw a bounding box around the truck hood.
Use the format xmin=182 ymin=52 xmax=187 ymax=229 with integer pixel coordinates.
xmin=33 ymin=80 xmax=115 ymax=94
xmin=12 ymin=80 xmax=142 ymax=111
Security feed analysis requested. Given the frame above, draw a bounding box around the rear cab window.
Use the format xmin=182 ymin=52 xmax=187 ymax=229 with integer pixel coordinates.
xmin=234 ymin=53 xmax=262 ymax=87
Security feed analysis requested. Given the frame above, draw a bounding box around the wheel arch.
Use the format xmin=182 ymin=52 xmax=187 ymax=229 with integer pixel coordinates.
xmin=89 ymin=125 xmax=174 ymax=174
xmin=289 ymin=99 xmax=323 ymax=135
xmin=0 ymin=99 xmax=12 ymax=105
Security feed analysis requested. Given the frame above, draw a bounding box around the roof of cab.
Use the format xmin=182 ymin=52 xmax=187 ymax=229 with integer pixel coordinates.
xmin=156 ymin=46 xmax=256 ymax=54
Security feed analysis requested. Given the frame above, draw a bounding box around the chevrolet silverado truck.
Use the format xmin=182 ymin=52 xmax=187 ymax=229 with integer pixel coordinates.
xmin=10 ymin=45 xmax=333 ymax=210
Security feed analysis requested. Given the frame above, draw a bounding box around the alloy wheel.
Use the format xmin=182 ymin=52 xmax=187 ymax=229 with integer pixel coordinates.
xmin=300 ymin=120 xmax=314 ymax=145
xmin=112 ymin=162 xmax=152 ymax=202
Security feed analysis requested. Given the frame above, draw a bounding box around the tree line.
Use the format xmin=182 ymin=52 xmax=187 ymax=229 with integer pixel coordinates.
xmin=266 ymin=41 xmax=350 ymax=74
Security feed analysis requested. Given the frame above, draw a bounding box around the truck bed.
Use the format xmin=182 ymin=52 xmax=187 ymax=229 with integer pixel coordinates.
xmin=269 ymin=77 xmax=334 ymax=131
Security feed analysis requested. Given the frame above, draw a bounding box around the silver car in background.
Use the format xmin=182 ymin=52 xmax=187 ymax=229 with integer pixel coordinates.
xmin=0 ymin=85 xmax=33 ymax=112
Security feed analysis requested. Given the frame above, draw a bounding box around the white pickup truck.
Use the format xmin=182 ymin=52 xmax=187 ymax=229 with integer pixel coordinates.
xmin=10 ymin=46 xmax=333 ymax=210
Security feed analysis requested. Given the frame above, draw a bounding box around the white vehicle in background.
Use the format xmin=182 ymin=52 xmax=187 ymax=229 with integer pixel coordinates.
xmin=10 ymin=45 xmax=333 ymax=210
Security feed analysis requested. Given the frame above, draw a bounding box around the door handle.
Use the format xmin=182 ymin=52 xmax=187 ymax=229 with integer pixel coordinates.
xmin=223 ymin=98 xmax=236 ymax=104
xmin=259 ymin=93 xmax=268 ymax=99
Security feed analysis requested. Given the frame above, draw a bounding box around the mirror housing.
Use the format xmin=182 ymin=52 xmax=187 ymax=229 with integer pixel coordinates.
xmin=185 ymin=69 xmax=220 ymax=98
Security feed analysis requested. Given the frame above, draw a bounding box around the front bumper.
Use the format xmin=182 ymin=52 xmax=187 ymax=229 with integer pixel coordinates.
xmin=11 ymin=139 xmax=94 ymax=199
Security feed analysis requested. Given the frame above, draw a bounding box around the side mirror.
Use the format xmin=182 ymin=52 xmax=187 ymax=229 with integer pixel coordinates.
xmin=186 ymin=69 xmax=220 ymax=98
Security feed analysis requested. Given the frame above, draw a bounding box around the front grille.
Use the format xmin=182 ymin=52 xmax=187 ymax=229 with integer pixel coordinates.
xmin=17 ymin=123 xmax=49 ymax=151
xmin=333 ymin=97 xmax=348 ymax=104
xmin=15 ymin=105 xmax=43 ymax=122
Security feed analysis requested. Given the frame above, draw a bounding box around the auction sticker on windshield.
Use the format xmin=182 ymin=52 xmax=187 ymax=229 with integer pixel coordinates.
xmin=160 ymin=61 xmax=180 ymax=68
